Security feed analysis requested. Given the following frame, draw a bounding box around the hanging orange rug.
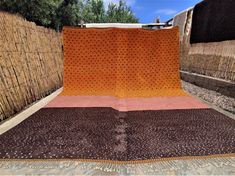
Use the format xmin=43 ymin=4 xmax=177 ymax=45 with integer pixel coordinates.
xmin=61 ymin=27 xmax=187 ymax=97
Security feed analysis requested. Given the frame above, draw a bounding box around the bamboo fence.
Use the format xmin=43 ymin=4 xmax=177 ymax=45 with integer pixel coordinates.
xmin=178 ymin=9 xmax=235 ymax=82
xmin=0 ymin=12 xmax=63 ymax=122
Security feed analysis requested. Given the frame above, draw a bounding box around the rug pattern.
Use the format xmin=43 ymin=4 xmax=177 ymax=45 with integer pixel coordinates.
xmin=62 ymin=27 xmax=186 ymax=97
xmin=0 ymin=108 xmax=234 ymax=160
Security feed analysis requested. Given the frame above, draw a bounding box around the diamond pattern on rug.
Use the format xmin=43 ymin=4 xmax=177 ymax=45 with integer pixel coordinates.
xmin=0 ymin=108 xmax=234 ymax=161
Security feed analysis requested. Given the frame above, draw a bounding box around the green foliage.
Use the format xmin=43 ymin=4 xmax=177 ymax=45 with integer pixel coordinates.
xmin=0 ymin=0 xmax=60 ymax=27
xmin=106 ymin=0 xmax=138 ymax=23
xmin=0 ymin=0 xmax=139 ymax=31
xmin=55 ymin=0 xmax=82 ymax=30
xmin=82 ymin=0 xmax=106 ymax=23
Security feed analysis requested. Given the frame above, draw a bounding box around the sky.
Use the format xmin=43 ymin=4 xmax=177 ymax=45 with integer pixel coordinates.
xmin=103 ymin=0 xmax=203 ymax=23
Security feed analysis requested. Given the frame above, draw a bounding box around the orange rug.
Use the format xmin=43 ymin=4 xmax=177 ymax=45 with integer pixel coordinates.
xmin=1 ymin=27 xmax=235 ymax=162
xmin=61 ymin=27 xmax=187 ymax=97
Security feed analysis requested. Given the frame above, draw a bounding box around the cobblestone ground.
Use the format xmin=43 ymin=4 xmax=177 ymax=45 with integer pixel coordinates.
xmin=182 ymin=81 xmax=235 ymax=114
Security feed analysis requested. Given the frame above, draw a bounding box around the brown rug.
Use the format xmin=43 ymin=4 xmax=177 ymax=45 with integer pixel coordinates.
xmin=0 ymin=108 xmax=234 ymax=161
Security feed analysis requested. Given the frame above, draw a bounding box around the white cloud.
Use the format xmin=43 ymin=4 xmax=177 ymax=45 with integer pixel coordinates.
xmin=155 ymin=9 xmax=178 ymax=15
xmin=103 ymin=0 xmax=136 ymax=9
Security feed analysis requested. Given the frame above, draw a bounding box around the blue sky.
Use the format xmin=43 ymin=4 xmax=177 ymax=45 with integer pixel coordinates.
xmin=104 ymin=0 xmax=203 ymax=23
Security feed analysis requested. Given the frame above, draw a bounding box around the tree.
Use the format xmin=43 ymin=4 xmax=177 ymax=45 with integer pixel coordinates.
xmin=82 ymin=0 xmax=105 ymax=23
xmin=106 ymin=3 xmax=117 ymax=22
xmin=0 ymin=0 xmax=61 ymax=28
xmin=55 ymin=0 xmax=82 ymax=30
xmin=0 ymin=0 xmax=139 ymax=30
xmin=106 ymin=0 xmax=138 ymax=23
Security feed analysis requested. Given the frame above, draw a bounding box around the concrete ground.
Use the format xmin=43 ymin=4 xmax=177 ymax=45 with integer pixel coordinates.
xmin=0 ymin=157 xmax=235 ymax=175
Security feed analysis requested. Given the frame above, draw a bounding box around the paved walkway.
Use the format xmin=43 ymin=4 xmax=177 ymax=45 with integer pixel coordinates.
xmin=0 ymin=157 xmax=235 ymax=175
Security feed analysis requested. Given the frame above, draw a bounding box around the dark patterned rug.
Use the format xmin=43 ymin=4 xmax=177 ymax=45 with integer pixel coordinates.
xmin=0 ymin=108 xmax=234 ymax=161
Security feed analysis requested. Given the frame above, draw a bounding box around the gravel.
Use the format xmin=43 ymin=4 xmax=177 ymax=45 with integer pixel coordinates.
xmin=182 ymin=81 xmax=235 ymax=114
